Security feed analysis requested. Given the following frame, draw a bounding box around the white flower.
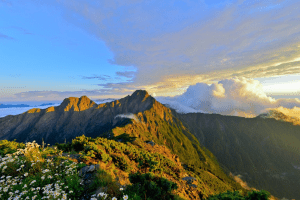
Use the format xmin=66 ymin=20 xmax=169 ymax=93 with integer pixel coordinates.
xmin=30 ymin=180 xmax=36 ymax=185
xmin=24 ymin=173 xmax=28 ymax=177
xmin=123 ymin=195 xmax=129 ymax=200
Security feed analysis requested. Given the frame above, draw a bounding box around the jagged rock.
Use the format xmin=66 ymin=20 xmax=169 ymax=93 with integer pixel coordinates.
xmin=146 ymin=140 xmax=155 ymax=146
xmin=182 ymin=176 xmax=197 ymax=184
xmin=182 ymin=176 xmax=197 ymax=189
xmin=79 ymin=164 xmax=100 ymax=177
xmin=77 ymin=164 xmax=101 ymax=200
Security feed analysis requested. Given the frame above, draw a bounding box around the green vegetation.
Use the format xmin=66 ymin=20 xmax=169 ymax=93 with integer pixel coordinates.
xmin=0 ymin=135 xmax=275 ymax=200
xmin=108 ymin=105 xmax=247 ymax=198
xmin=0 ymin=139 xmax=25 ymax=156
xmin=207 ymin=190 xmax=271 ymax=200
xmin=0 ymin=137 xmax=187 ymax=199
xmin=125 ymin=172 xmax=184 ymax=200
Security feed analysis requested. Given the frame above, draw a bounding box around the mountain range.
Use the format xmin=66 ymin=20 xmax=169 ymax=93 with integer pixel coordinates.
xmin=0 ymin=90 xmax=299 ymax=199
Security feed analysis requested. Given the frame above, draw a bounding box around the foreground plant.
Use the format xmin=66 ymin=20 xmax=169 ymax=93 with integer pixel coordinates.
xmin=0 ymin=141 xmax=83 ymax=200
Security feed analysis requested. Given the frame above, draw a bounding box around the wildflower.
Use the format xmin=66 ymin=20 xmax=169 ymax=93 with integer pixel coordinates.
xmin=120 ymin=188 xmax=123 ymax=191
xmin=112 ymin=197 xmax=117 ymax=200
xmin=24 ymin=173 xmax=28 ymax=177
xmin=30 ymin=180 xmax=36 ymax=185
xmin=123 ymin=195 xmax=129 ymax=200
xmin=97 ymin=192 xmax=105 ymax=197
xmin=42 ymin=169 xmax=50 ymax=173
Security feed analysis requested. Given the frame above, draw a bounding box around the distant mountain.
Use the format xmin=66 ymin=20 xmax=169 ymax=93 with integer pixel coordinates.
xmin=257 ymin=109 xmax=300 ymax=126
xmin=0 ymin=90 xmax=247 ymax=199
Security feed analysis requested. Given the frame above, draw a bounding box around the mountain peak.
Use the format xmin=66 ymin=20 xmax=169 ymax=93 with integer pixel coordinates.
xmin=257 ymin=109 xmax=300 ymax=125
xmin=132 ymin=90 xmax=149 ymax=96
xmin=60 ymin=95 xmax=96 ymax=111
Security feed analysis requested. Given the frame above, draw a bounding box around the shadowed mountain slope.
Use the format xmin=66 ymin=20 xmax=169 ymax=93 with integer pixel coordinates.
xmin=172 ymin=111 xmax=300 ymax=200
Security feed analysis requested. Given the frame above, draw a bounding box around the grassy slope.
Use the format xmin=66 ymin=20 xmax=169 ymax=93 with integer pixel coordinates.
xmin=107 ymin=100 xmax=247 ymax=199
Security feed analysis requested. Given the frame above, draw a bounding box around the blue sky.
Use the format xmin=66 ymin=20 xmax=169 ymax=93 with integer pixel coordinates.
xmin=1 ymin=0 xmax=300 ymax=102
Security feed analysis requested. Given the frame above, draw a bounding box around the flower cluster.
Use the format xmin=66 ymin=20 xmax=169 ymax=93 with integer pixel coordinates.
xmin=90 ymin=191 xmax=129 ymax=200
xmin=0 ymin=141 xmax=81 ymax=200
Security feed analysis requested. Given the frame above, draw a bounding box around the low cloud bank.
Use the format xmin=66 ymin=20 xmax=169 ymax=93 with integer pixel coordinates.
xmin=0 ymin=103 xmax=61 ymax=118
xmin=156 ymin=77 xmax=300 ymax=118
xmin=114 ymin=113 xmax=140 ymax=122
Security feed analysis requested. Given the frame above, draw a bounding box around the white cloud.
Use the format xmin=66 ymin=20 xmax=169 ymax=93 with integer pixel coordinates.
xmin=55 ymin=0 xmax=300 ymax=93
xmin=114 ymin=113 xmax=140 ymax=122
xmin=157 ymin=77 xmax=300 ymax=117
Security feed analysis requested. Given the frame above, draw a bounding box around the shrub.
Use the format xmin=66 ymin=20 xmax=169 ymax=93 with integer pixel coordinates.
xmin=125 ymin=172 xmax=179 ymax=200
xmin=207 ymin=190 xmax=271 ymax=200
xmin=246 ymin=190 xmax=271 ymax=200
xmin=0 ymin=140 xmax=25 ymax=156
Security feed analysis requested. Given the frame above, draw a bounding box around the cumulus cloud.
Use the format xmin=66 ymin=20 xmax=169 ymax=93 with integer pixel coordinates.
xmin=156 ymin=77 xmax=300 ymax=118
xmin=272 ymin=106 xmax=300 ymax=118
